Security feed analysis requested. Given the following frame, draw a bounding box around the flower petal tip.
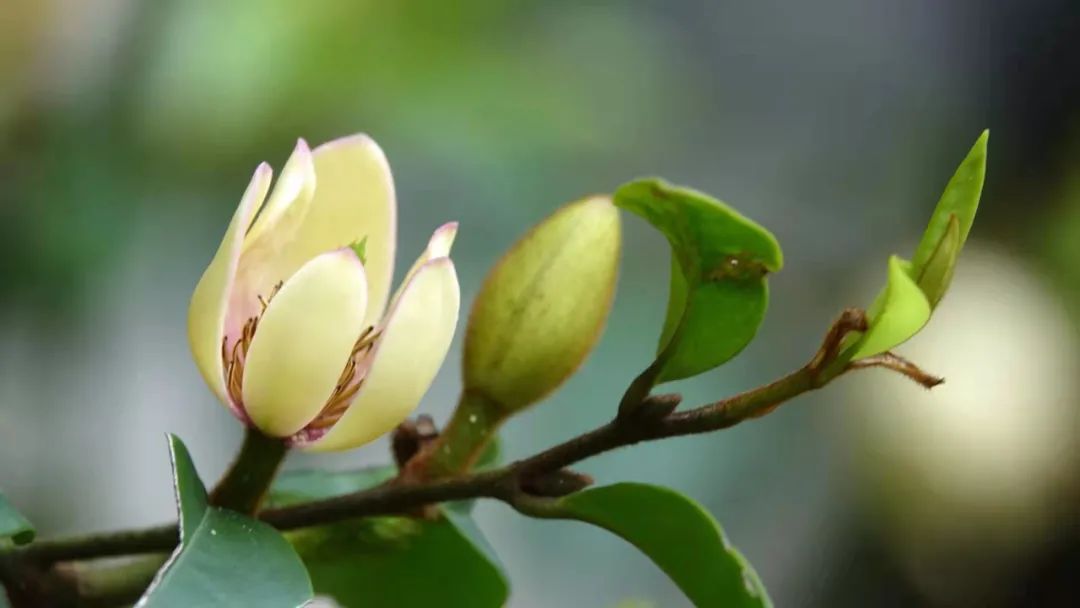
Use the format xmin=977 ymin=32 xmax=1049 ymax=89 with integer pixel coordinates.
xmin=428 ymin=222 xmax=459 ymax=258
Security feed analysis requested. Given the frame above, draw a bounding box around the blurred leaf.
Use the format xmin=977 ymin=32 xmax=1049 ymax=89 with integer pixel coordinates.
xmin=910 ymin=130 xmax=988 ymax=278
xmin=614 ymin=179 xmax=782 ymax=382
xmin=848 ymin=256 xmax=931 ymax=359
xmin=464 ymin=196 xmax=621 ymax=412
xmin=139 ymin=435 xmax=312 ymax=608
xmin=558 ymin=483 xmax=771 ymax=608
xmin=474 ymin=435 xmax=502 ymax=471
xmin=271 ymin=469 xmax=509 ymax=607
xmin=265 ymin=466 xmax=396 ymax=509
xmin=0 ymin=490 xmax=34 ymax=545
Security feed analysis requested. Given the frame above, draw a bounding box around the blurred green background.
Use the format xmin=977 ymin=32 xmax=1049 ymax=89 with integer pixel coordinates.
xmin=3 ymin=1 xmax=1080 ymax=606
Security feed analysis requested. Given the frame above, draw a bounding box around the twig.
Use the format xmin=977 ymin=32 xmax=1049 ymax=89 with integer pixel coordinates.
xmin=847 ymin=351 xmax=944 ymax=388
xmin=4 ymin=308 xmax=910 ymax=570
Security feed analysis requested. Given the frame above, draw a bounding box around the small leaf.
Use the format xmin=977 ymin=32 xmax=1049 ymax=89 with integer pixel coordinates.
xmin=843 ymin=132 xmax=988 ymax=361
xmin=464 ymin=196 xmax=621 ymax=412
xmin=614 ymin=179 xmax=782 ymax=382
xmin=916 ymin=214 xmax=961 ymax=307
xmin=349 ymin=236 xmax=368 ymax=265
xmin=910 ymin=130 xmax=988 ymax=278
xmin=271 ymin=469 xmax=509 ymax=607
xmin=0 ymin=490 xmax=34 ymax=546
xmin=848 ymin=256 xmax=931 ymax=359
xmin=557 ymin=483 xmax=771 ymax=608
xmin=138 ymin=435 xmax=312 ymax=608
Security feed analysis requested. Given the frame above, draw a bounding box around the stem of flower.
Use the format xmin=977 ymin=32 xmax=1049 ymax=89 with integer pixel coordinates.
xmin=411 ymin=390 xmax=505 ymax=479
xmin=208 ymin=427 xmax=288 ymax=515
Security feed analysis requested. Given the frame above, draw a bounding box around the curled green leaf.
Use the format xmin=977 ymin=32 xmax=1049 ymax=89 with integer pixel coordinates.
xmin=845 ymin=131 xmax=987 ymax=361
xmin=849 ymin=256 xmax=931 ymax=359
xmin=614 ymin=178 xmax=782 ymax=382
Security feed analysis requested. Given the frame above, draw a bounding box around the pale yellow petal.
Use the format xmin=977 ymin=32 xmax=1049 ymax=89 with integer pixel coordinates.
xmin=228 ymin=139 xmax=317 ymax=334
xmin=244 ymin=139 xmax=316 ymax=247
xmin=266 ymin=134 xmax=397 ymax=328
xmin=388 ymin=222 xmax=457 ymax=310
xmin=242 ymin=249 xmax=369 ymax=437
xmin=187 ymin=163 xmax=271 ymax=408
xmin=304 ymin=257 xmax=459 ymax=452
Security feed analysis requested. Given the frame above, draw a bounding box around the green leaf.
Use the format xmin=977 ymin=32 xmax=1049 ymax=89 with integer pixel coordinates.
xmin=271 ymin=468 xmax=509 ymax=607
xmin=264 ymin=466 xmax=396 ymax=509
xmin=915 ymin=214 xmax=961 ymax=307
xmin=0 ymin=490 xmax=34 ymax=546
xmin=848 ymin=256 xmax=931 ymax=359
xmin=350 ymin=236 xmax=369 ymax=265
xmin=910 ymin=130 xmax=988 ymax=278
xmin=843 ymin=132 xmax=988 ymax=361
xmin=557 ymin=483 xmax=771 ymax=608
xmin=138 ymin=435 xmax=312 ymax=608
xmin=614 ymin=178 xmax=782 ymax=382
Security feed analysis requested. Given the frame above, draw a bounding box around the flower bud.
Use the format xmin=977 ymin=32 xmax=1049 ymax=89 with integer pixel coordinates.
xmin=463 ymin=196 xmax=621 ymax=412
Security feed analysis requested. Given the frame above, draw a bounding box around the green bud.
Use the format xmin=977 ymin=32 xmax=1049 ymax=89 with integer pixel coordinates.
xmin=464 ymin=196 xmax=621 ymax=412
xmin=841 ymin=131 xmax=987 ymax=363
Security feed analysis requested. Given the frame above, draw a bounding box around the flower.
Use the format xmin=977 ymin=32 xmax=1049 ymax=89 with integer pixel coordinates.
xmin=188 ymin=135 xmax=460 ymax=451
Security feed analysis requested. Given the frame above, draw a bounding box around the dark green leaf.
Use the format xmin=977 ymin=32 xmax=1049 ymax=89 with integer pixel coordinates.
xmin=168 ymin=438 xmax=207 ymax=544
xmin=557 ymin=483 xmax=771 ymax=608
xmin=614 ymin=179 xmax=782 ymax=382
xmin=264 ymin=465 xmax=396 ymax=509
xmin=138 ymin=435 xmax=312 ymax=608
xmin=271 ymin=468 xmax=509 ymax=607
xmin=0 ymin=490 xmax=34 ymax=546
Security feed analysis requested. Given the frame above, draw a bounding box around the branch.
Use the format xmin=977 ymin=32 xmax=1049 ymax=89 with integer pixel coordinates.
xmin=6 ymin=307 xmax=934 ymax=579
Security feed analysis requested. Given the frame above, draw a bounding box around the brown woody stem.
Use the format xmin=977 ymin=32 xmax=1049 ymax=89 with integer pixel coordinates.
xmin=0 ymin=308 xmax=940 ymax=606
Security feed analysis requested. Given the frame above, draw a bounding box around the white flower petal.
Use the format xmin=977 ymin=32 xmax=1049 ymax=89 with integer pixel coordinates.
xmin=304 ymin=257 xmax=460 ymax=452
xmin=188 ymin=163 xmax=271 ymax=410
xmin=242 ymin=249 xmax=369 ymax=437
xmin=228 ymin=140 xmax=317 ymax=336
xmin=268 ymin=134 xmax=396 ymax=328
xmin=388 ymin=222 xmax=457 ymax=311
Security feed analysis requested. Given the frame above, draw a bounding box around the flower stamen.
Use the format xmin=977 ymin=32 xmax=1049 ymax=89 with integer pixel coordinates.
xmin=305 ymin=326 xmax=381 ymax=431
xmin=222 ymin=281 xmax=283 ymax=408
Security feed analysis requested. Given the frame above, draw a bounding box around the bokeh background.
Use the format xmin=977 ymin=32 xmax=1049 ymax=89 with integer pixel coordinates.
xmin=3 ymin=1 xmax=1080 ymax=606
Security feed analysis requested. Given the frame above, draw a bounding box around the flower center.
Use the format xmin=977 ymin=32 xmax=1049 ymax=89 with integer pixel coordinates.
xmin=221 ymin=282 xmax=381 ymax=436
